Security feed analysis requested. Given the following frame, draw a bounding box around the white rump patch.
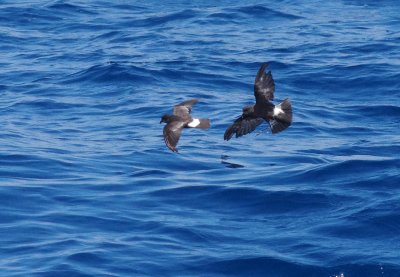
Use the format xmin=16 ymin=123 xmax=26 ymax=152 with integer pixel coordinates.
xmin=188 ymin=118 xmax=200 ymax=128
xmin=273 ymin=106 xmax=284 ymax=116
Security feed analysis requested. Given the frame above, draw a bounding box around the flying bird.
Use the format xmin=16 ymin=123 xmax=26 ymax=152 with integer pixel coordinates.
xmin=160 ymin=99 xmax=210 ymax=152
xmin=224 ymin=63 xmax=292 ymax=141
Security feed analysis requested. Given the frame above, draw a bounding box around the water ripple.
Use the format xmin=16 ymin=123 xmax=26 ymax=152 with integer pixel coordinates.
xmin=1 ymin=1 xmax=400 ymax=276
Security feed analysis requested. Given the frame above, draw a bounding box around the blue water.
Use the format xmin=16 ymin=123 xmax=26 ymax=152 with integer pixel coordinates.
xmin=1 ymin=1 xmax=400 ymax=276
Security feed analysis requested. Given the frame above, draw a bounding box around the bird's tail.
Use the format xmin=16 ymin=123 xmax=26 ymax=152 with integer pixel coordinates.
xmin=269 ymin=98 xmax=292 ymax=134
xmin=196 ymin=119 xmax=211 ymax=129
xmin=188 ymin=118 xmax=210 ymax=129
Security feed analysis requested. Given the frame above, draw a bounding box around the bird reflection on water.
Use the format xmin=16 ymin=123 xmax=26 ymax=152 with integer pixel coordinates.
xmin=220 ymin=155 xmax=245 ymax=168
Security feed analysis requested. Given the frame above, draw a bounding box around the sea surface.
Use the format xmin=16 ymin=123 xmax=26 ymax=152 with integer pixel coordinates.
xmin=1 ymin=1 xmax=399 ymax=276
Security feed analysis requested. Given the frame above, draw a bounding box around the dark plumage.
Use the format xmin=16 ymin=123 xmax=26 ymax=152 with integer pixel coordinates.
xmin=224 ymin=63 xmax=292 ymax=141
xmin=160 ymin=99 xmax=210 ymax=152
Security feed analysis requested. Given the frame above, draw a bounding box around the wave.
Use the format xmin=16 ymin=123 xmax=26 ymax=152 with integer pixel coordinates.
xmin=196 ymin=256 xmax=399 ymax=277
xmin=234 ymin=5 xmax=303 ymax=20
xmin=62 ymin=63 xmax=158 ymax=84
xmin=127 ymin=9 xmax=199 ymax=27
xmin=1 ymin=1 xmax=400 ymax=276
xmin=147 ymin=185 xmax=344 ymax=215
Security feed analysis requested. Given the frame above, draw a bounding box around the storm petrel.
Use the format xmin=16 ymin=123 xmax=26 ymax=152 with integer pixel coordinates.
xmin=160 ymin=99 xmax=210 ymax=152
xmin=224 ymin=63 xmax=292 ymax=140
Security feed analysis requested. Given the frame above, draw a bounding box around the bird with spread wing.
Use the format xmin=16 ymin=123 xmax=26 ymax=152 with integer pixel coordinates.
xmin=224 ymin=63 xmax=292 ymax=141
xmin=160 ymin=99 xmax=210 ymax=152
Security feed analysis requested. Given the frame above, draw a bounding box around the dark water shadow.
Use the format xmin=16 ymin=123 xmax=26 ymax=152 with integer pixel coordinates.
xmin=221 ymin=155 xmax=245 ymax=168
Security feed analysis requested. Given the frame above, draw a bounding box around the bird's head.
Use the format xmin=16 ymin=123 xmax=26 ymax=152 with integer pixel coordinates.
xmin=160 ymin=115 xmax=170 ymax=124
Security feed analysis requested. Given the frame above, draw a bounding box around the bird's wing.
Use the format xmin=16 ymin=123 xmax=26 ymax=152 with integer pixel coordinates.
xmin=254 ymin=63 xmax=275 ymax=103
xmin=173 ymin=99 xmax=199 ymax=119
xmin=224 ymin=116 xmax=264 ymax=141
xmin=163 ymin=121 xmax=186 ymax=152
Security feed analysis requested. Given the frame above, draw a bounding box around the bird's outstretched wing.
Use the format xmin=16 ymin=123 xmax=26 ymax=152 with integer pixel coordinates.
xmin=163 ymin=121 xmax=186 ymax=152
xmin=254 ymin=63 xmax=275 ymax=103
xmin=173 ymin=99 xmax=198 ymax=119
xmin=224 ymin=117 xmax=264 ymax=141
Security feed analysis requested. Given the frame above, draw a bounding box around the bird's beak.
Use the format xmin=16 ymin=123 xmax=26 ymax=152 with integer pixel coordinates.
xmin=160 ymin=120 xmax=163 ymax=124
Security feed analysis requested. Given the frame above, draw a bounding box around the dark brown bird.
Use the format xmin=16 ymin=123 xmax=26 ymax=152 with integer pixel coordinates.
xmin=160 ymin=99 xmax=210 ymax=152
xmin=224 ymin=63 xmax=292 ymax=141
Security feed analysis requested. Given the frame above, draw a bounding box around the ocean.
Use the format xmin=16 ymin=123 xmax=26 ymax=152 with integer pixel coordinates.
xmin=0 ymin=1 xmax=399 ymax=276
